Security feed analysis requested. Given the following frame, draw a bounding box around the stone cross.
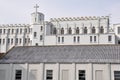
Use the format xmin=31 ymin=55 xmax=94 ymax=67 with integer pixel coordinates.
xmin=34 ymin=4 xmax=39 ymax=13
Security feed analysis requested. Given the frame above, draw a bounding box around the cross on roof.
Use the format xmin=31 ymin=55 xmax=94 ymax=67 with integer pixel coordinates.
xmin=34 ymin=4 xmax=39 ymax=13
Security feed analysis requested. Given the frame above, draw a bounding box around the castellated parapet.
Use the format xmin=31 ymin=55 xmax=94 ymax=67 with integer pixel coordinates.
xmin=50 ymin=16 xmax=109 ymax=22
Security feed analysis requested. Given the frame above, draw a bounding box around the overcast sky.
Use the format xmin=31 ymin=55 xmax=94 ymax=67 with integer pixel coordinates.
xmin=0 ymin=0 xmax=120 ymax=24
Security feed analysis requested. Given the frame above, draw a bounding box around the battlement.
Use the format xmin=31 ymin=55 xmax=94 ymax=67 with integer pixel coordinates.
xmin=0 ymin=24 xmax=30 ymax=28
xmin=50 ymin=16 xmax=109 ymax=22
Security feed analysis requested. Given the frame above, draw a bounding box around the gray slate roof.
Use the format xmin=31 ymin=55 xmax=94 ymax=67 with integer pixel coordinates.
xmin=0 ymin=45 xmax=120 ymax=63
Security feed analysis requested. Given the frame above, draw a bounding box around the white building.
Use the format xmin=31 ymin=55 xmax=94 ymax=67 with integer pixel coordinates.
xmin=0 ymin=4 xmax=120 ymax=80
xmin=0 ymin=4 xmax=120 ymax=53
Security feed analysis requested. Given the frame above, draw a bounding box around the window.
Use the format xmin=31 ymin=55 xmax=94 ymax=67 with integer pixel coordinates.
xmin=41 ymin=26 xmax=43 ymax=31
xmin=53 ymin=28 xmax=57 ymax=35
xmin=40 ymin=35 xmax=43 ymax=40
xmin=62 ymin=37 xmax=64 ymax=43
xmin=19 ymin=39 xmax=21 ymax=44
xmin=25 ymin=38 xmax=27 ymax=43
xmin=28 ymin=38 xmax=30 ymax=43
xmin=0 ymin=29 xmax=2 ymax=34
xmin=8 ymin=38 xmax=10 ymax=44
xmin=74 ymin=36 xmax=76 ymax=43
xmin=94 ymin=36 xmax=96 ymax=42
xmin=3 ymin=39 xmax=5 ymax=44
xmin=58 ymin=37 xmax=60 ymax=43
xmin=90 ymin=36 xmax=92 ymax=42
xmin=76 ymin=27 xmax=79 ymax=34
xmin=100 ymin=26 xmax=104 ymax=33
xmin=79 ymin=70 xmax=85 ymax=80
xmin=12 ymin=29 xmax=14 ymax=34
xmin=91 ymin=27 xmax=96 ymax=34
xmin=15 ymin=70 xmax=22 ymax=80
xmin=61 ymin=28 xmax=64 ymax=34
xmin=25 ymin=28 xmax=27 ymax=33
xmin=16 ymin=38 xmax=18 ymax=44
xmin=83 ymin=27 xmax=87 ymax=34
xmin=3 ymin=29 xmax=5 ymax=34
xmin=34 ymin=32 xmax=37 ymax=38
xmin=16 ymin=29 xmax=19 ymax=34
xmin=68 ymin=27 xmax=72 ymax=34
xmin=8 ymin=29 xmax=10 ymax=34
xmin=114 ymin=71 xmax=120 ymax=80
xmin=46 ymin=70 xmax=53 ymax=80
xmin=0 ymin=39 xmax=1 ymax=44
xmin=20 ymin=29 xmax=22 ymax=34
xmin=77 ymin=36 xmax=80 ymax=42
xmin=118 ymin=27 xmax=120 ymax=34
xmin=108 ymin=35 xmax=112 ymax=42
xmin=11 ymin=39 xmax=13 ymax=44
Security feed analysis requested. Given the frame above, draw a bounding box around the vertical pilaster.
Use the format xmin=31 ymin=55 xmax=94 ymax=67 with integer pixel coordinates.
xmin=40 ymin=63 xmax=44 ymax=80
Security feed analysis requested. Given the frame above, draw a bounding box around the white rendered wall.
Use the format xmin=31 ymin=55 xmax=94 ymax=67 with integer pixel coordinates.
xmin=0 ymin=63 xmax=120 ymax=80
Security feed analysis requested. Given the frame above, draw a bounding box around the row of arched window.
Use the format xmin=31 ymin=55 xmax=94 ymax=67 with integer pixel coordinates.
xmin=0 ymin=28 xmax=30 ymax=34
xmin=53 ymin=26 xmax=104 ymax=35
xmin=0 ymin=38 xmax=30 ymax=45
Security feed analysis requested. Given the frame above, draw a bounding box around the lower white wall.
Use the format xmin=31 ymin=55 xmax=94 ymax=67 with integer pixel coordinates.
xmin=0 ymin=63 xmax=120 ymax=80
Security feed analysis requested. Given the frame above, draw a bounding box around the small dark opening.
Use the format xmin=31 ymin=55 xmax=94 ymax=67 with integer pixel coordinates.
xmin=36 ymin=43 xmax=38 ymax=46
xmin=118 ymin=40 xmax=120 ymax=44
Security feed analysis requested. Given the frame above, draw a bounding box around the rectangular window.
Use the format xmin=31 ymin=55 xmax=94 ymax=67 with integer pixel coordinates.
xmin=79 ymin=70 xmax=85 ymax=80
xmin=94 ymin=36 xmax=96 ymax=42
xmin=118 ymin=27 xmax=120 ymax=34
xmin=58 ymin=37 xmax=60 ymax=43
xmin=16 ymin=38 xmax=18 ymax=44
xmin=20 ymin=29 xmax=22 ymax=34
xmin=11 ymin=39 xmax=13 ymax=44
xmin=46 ymin=70 xmax=53 ymax=80
xmin=95 ymin=70 xmax=103 ymax=80
xmin=62 ymin=37 xmax=64 ymax=43
xmin=0 ymin=29 xmax=2 ymax=34
xmin=34 ymin=32 xmax=37 ymax=38
xmin=19 ymin=39 xmax=21 ymax=44
xmin=3 ymin=39 xmax=5 ymax=44
xmin=4 ymin=29 xmax=6 ymax=34
xmin=114 ymin=71 xmax=120 ymax=80
xmin=40 ymin=35 xmax=43 ymax=41
xmin=77 ymin=36 xmax=80 ymax=43
xmin=15 ymin=70 xmax=22 ymax=80
xmin=8 ymin=38 xmax=10 ymax=44
xmin=62 ymin=70 xmax=69 ymax=80
xmin=90 ymin=36 xmax=92 ymax=42
xmin=0 ymin=39 xmax=1 ymax=44
xmin=108 ymin=35 xmax=112 ymax=42
xmin=12 ymin=29 xmax=14 ymax=34
xmin=74 ymin=36 xmax=76 ymax=43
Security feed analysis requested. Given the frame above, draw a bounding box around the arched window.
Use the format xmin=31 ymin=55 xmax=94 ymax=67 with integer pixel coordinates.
xmin=61 ymin=28 xmax=64 ymax=34
xmin=91 ymin=27 xmax=96 ymax=34
xmin=83 ymin=27 xmax=87 ymax=34
xmin=68 ymin=27 xmax=72 ymax=34
xmin=100 ymin=26 xmax=104 ymax=33
xmin=76 ymin=27 xmax=79 ymax=34
xmin=53 ymin=28 xmax=57 ymax=34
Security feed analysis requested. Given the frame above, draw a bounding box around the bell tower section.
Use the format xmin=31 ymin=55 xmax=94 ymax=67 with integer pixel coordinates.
xmin=30 ymin=4 xmax=45 ymax=46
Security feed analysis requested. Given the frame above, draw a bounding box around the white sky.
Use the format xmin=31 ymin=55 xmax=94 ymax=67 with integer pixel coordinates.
xmin=0 ymin=0 xmax=120 ymax=24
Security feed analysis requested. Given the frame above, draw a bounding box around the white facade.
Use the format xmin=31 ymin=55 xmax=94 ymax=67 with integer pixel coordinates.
xmin=0 ymin=5 xmax=120 ymax=53
xmin=0 ymin=63 xmax=120 ymax=80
